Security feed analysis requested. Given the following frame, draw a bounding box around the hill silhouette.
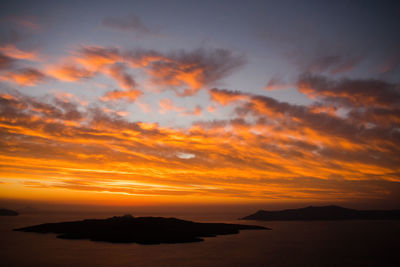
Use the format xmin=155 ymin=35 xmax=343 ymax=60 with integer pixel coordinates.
xmin=15 ymin=215 xmax=269 ymax=244
xmin=0 ymin=208 xmax=18 ymax=216
xmin=241 ymin=205 xmax=400 ymax=221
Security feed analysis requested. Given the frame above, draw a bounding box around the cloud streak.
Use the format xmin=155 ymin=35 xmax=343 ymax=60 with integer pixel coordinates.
xmin=102 ymin=14 xmax=154 ymax=36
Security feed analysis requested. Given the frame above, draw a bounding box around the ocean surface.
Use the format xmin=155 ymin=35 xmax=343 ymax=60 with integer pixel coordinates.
xmin=1 ymin=211 xmax=399 ymax=266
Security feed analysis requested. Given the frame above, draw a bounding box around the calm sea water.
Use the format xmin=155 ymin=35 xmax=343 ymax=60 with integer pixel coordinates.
xmin=1 ymin=212 xmax=399 ymax=266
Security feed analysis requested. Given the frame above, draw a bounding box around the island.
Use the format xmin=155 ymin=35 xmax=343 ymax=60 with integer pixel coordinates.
xmin=0 ymin=208 xmax=19 ymax=216
xmin=241 ymin=205 xmax=400 ymax=221
xmin=14 ymin=215 xmax=269 ymax=244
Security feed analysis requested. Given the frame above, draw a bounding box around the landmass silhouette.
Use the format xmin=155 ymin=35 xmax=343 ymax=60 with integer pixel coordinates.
xmin=241 ymin=205 xmax=400 ymax=221
xmin=0 ymin=208 xmax=18 ymax=216
xmin=14 ymin=215 xmax=269 ymax=244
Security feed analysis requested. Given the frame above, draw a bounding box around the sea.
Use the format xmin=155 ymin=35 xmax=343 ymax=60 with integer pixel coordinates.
xmin=1 ymin=211 xmax=399 ymax=266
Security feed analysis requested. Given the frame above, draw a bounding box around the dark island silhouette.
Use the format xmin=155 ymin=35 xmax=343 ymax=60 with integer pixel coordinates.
xmin=241 ymin=205 xmax=400 ymax=221
xmin=0 ymin=208 xmax=19 ymax=216
xmin=14 ymin=215 xmax=269 ymax=244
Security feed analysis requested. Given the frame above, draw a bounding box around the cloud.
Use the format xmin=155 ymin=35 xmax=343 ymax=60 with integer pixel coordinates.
xmin=0 ymin=52 xmax=14 ymax=69
xmin=297 ymin=73 xmax=400 ymax=108
xmin=102 ymin=107 xmax=128 ymax=117
xmin=0 ymin=68 xmax=46 ymax=86
xmin=101 ymin=89 xmax=142 ymax=103
xmin=182 ymin=105 xmax=202 ymax=116
xmin=208 ymin=86 xmax=400 ymax=161
xmin=308 ymin=102 xmax=337 ymax=116
xmin=347 ymin=107 xmax=400 ymax=127
xmin=54 ymin=92 xmax=88 ymax=107
xmin=105 ymin=63 xmax=136 ymax=90
xmin=265 ymin=77 xmax=294 ymax=91
xmin=145 ymin=48 xmax=245 ymax=96
xmin=136 ymin=101 xmax=151 ymax=113
xmin=22 ymin=45 xmax=243 ymax=97
xmin=158 ymin=99 xmax=202 ymax=116
xmin=159 ymin=98 xmax=185 ymax=114
xmin=0 ymin=44 xmax=37 ymax=60
xmin=75 ymin=46 xmax=121 ymax=71
xmin=47 ymin=64 xmax=94 ymax=82
xmin=102 ymin=14 xmax=154 ymax=36
xmin=2 ymin=16 xmax=41 ymax=31
xmin=0 ymin=92 xmax=84 ymax=124
xmin=0 ymin=39 xmax=398 ymax=205
xmin=1 ymin=88 xmax=399 ymax=204
xmin=296 ymin=53 xmax=362 ymax=74
xmin=207 ymin=105 xmax=216 ymax=113
xmin=209 ymin=88 xmax=249 ymax=106
xmin=378 ymin=54 xmax=400 ymax=73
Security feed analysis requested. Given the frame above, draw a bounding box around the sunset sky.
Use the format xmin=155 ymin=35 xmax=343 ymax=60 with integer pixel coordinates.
xmin=0 ymin=0 xmax=399 ymax=209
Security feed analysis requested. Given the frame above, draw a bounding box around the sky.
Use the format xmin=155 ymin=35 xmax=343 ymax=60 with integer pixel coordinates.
xmin=0 ymin=0 xmax=399 ymax=210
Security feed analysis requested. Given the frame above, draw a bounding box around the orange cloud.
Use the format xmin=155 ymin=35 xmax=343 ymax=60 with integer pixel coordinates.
xmin=75 ymin=46 xmax=121 ymax=71
xmin=101 ymin=89 xmax=142 ymax=102
xmin=147 ymin=62 xmax=205 ymax=96
xmin=49 ymin=48 xmax=136 ymax=91
xmin=159 ymin=98 xmax=185 ymax=114
xmin=47 ymin=64 xmax=93 ymax=82
xmin=1 ymin=68 xmax=45 ymax=86
xmin=308 ymin=102 xmax=337 ymax=116
xmin=136 ymin=101 xmax=151 ymax=113
xmin=54 ymin=92 xmax=88 ymax=106
xmin=0 ymin=44 xmax=37 ymax=60
xmin=158 ymin=99 xmax=201 ymax=116
xmin=102 ymin=107 xmax=129 ymax=117
xmin=27 ymin=46 xmax=243 ymax=98
xmin=193 ymin=106 xmax=202 ymax=116
xmin=209 ymin=88 xmax=248 ymax=106
xmin=207 ymin=105 xmax=216 ymax=113
xmin=145 ymin=48 xmax=244 ymax=96
xmin=105 ymin=64 xmax=136 ymax=90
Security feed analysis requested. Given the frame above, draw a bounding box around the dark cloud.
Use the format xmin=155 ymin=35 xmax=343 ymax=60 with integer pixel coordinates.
xmin=348 ymin=107 xmax=400 ymax=127
xmin=102 ymin=14 xmax=154 ymax=36
xmin=0 ymin=93 xmax=83 ymax=123
xmin=0 ymin=52 xmax=14 ymax=69
xmin=0 ymin=28 xmax=24 ymax=45
xmin=290 ymin=48 xmax=363 ymax=75
xmin=298 ymin=73 xmax=400 ymax=108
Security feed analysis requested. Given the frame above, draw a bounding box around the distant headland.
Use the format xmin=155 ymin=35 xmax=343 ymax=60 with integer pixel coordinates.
xmin=0 ymin=208 xmax=19 ymax=216
xmin=14 ymin=215 xmax=269 ymax=244
xmin=241 ymin=205 xmax=400 ymax=221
